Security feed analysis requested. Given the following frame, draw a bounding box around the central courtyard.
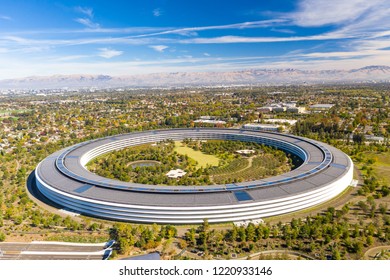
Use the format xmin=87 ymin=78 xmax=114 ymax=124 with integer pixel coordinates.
xmin=87 ymin=139 xmax=293 ymax=186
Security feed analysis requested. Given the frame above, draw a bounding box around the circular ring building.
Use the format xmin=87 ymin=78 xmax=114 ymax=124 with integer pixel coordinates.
xmin=34 ymin=128 xmax=353 ymax=224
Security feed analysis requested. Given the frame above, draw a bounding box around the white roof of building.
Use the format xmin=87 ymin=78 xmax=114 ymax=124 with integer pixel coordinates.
xmin=244 ymin=123 xmax=279 ymax=128
xmin=310 ymin=104 xmax=334 ymax=109
xmin=166 ymin=169 xmax=187 ymax=178
xmin=263 ymin=119 xmax=297 ymax=125
xmin=236 ymin=149 xmax=255 ymax=154
xmin=193 ymin=119 xmax=226 ymax=124
xmin=365 ymin=135 xmax=385 ymax=141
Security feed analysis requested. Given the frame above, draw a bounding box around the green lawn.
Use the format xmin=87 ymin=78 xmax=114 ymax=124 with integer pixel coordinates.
xmin=0 ymin=109 xmax=30 ymax=120
xmin=174 ymin=141 xmax=220 ymax=168
xmin=361 ymin=151 xmax=390 ymax=184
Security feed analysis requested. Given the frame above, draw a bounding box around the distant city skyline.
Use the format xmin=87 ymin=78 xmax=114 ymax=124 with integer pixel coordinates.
xmin=1 ymin=0 xmax=390 ymax=78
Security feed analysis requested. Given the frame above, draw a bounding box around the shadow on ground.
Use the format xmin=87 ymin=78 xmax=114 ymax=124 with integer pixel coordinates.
xmin=26 ymin=170 xmax=64 ymax=210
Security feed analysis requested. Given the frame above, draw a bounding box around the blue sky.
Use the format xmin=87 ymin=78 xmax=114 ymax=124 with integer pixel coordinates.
xmin=1 ymin=0 xmax=390 ymax=78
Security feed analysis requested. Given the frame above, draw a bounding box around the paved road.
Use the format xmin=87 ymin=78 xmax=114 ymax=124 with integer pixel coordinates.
xmin=243 ymin=250 xmax=316 ymax=260
xmin=0 ymin=241 xmax=111 ymax=260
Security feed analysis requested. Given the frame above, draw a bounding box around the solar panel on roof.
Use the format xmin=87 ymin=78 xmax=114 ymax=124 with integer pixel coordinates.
xmin=98 ymin=179 xmax=111 ymax=183
xmin=73 ymin=184 xmax=93 ymax=194
xmin=66 ymin=156 xmax=79 ymax=159
xmin=234 ymin=191 xmax=253 ymax=201
xmin=330 ymin=163 xmax=346 ymax=169
xmin=116 ymin=185 xmax=128 ymax=189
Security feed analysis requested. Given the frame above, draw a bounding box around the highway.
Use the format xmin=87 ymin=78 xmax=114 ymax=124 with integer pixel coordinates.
xmin=0 ymin=241 xmax=113 ymax=260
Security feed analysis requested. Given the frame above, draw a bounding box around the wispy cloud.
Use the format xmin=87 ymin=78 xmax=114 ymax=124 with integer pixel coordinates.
xmin=271 ymin=28 xmax=295 ymax=34
xmin=288 ymin=0 xmax=385 ymax=27
xmin=59 ymin=19 xmax=284 ymax=38
xmin=132 ymin=19 xmax=288 ymax=38
xmin=180 ymin=32 xmax=353 ymax=44
xmin=52 ymin=54 xmax=91 ymax=61
xmin=275 ymin=0 xmax=390 ymax=65
xmin=74 ymin=6 xmax=100 ymax=29
xmin=74 ymin=18 xmax=100 ymax=29
xmin=0 ymin=42 xmax=50 ymax=54
xmin=149 ymin=45 xmax=169 ymax=52
xmin=98 ymin=48 xmax=123 ymax=58
xmin=3 ymin=0 xmax=390 ymax=79
xmin=75 ymin=6 xmax=94 ymax=18
xmin=42 ymin=20 xmax=283 ymax=48
xmin=0 ymin=34 xmax=164 ymax=48
xmin=153 ymin=8 xmax=162 ymax=17
xmin=0 ymin=15 xmax=12 ymax=21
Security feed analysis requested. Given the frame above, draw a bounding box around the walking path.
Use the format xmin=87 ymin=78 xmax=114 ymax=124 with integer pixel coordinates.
xmin=364 ymin=246 xmax=390 ymax=260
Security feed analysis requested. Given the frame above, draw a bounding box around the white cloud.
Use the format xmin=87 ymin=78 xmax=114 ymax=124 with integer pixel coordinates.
xmin=266 ymin=54 xmax=390 ymax=71
xmin=98 ymin=48 xmax=123 ymax=58
xmin=296 ymin=49 xmax=386 ymax=59
xmin=75 ymin=6 xmax=94 ymax=18
xmin=290 ymin=0 xmax=385 ymax=27
xmin=53 ymin=55 xmax=91 ymax=61
xmin=133 ymin=19 xmax=287 ymax=38
xmin=153 ymin=8 xmax=162 ymax=17
xmin=271 ymin=28 xmax=295 ymax=34
xmin=180 ymin=32 xmax=352 ymax=44
xmin=281 ymin=1 xmax=390 ymax=68
xmin=0 ymin=15 xmax=12 ymax=21
xmin=74 ymin=27 xmax=171 ymax=35
xmin=3 ymin=1 xmax=390 ymax=78
xmin=74 ymin=6 xmax=100 ymax=29
xmin=174 ymin=30 xmax=198 ymax=37
xmin=74 ymin=18 xmax=100 ymax=29
xmin=149 ymin=45 xmax=169 ymax=52
xmin=0 ymin=34 xmax=166 ymax=49
xmin=355 ymin=39 xmax=390 ymax=51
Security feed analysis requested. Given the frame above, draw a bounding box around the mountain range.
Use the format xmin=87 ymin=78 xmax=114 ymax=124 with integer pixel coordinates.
xmin=1 ymin=65 xmax=390 ymax=90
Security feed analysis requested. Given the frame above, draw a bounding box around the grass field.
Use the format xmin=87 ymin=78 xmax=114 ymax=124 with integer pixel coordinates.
xmin=0 ymin=109 xmax=30 ymax=120
xmin=174 ymin=141 xmax=220 ymax=168
xmin=362 ymin=151 xmax=390 ymax=184
xmin=0 ymin=109 xmax=30 ymax=114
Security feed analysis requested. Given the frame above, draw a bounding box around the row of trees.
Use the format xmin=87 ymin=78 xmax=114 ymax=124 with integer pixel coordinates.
xmin=109 ymin=223 xmax=177 ymax=254
xmin=181 ymin=201 xmax=389 ymax=259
